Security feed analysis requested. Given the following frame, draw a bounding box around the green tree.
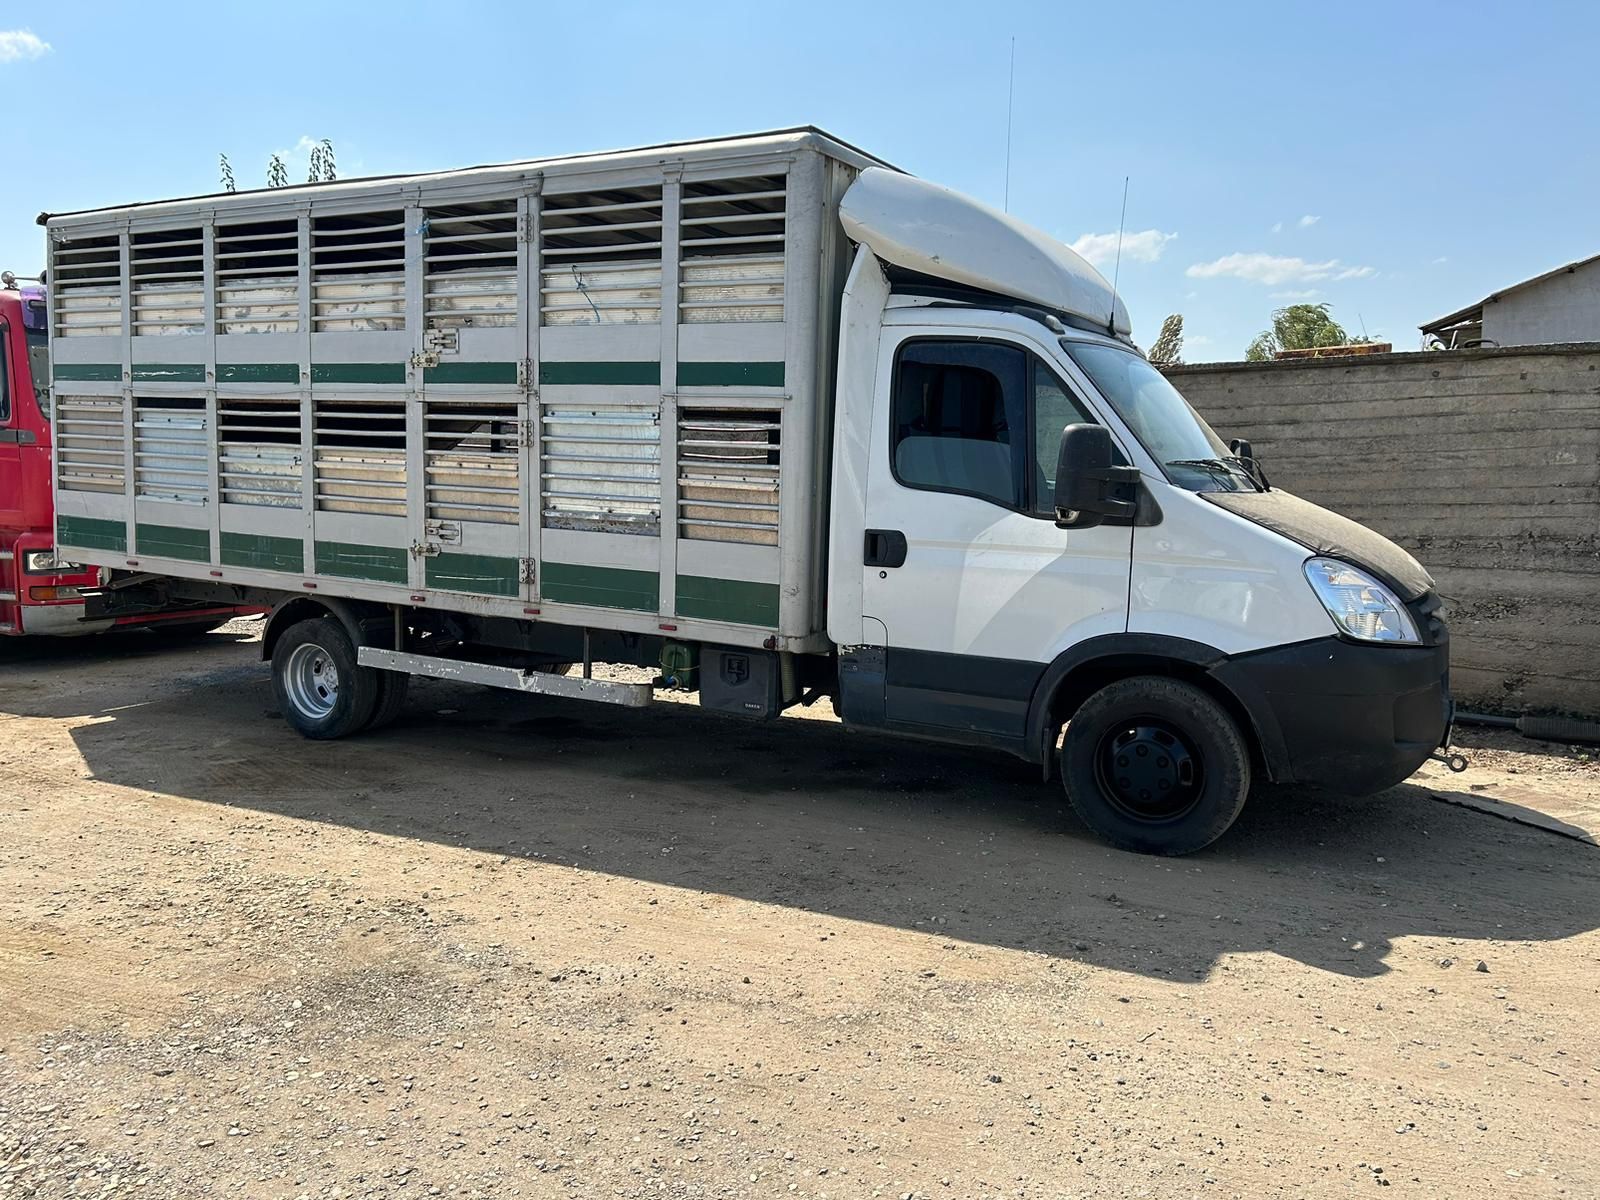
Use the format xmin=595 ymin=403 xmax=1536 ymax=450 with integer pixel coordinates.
xmin=266 ymin=154 xmax=289 ymax=189
xmin=219 ymin=154 xmax=236 ymax=193
xmin=1245 ymin=302 xmax=1349 ymax=361
xmin=1147 ymin=313 xmax=1183 ymax=366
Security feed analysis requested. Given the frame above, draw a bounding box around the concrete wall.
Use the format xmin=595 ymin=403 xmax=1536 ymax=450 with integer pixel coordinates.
xmin=1167 ymin=344 xmax=1600 ymax=716
xmin=1484 ymin=259 xmax=1600 ymax=346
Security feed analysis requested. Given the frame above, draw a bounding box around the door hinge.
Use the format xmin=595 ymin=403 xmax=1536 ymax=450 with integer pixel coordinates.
xmin=519 ymin=557 xmax=537 ymax=585
xmin=517 ymin=358 xmax=534 ymax=390
xmin=410 ymin=540 xmax=441 ymax=559
xmin=411 ymin=350 xmax=441 ymax=371
xmin=517 ymin=418 xmax=536 ymax=449
xmin=424 ymin=328 xmax=459 ymax=355
xmin=517 ymin=213 xmax=535 ymax=244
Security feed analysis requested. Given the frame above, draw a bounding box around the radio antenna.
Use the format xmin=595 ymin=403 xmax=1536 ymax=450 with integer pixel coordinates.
xmin=1003 ymin=37 xmax=1016 ymax=212
xmin=1108 ymin=175 xmax=1129 ymax=335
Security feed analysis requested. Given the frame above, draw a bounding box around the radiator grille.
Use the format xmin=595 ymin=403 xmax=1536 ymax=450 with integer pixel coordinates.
xmin=133 ymin=396 xmax=208 ymax=503
xmin=540 ymin=405 xmax=660 ymax=534
xmin=677 ymin=407 xmax=780 ymax=545
xmin=131 ymin=228 xmax=205 ymax=336
xmin=219 ymin=398 xmax=302 ymax=507
xmin=425 ymin=402 xmax=519 ymax=524
xmin=312 ymin=400 xmax=407 ymax=516
xmin=312 ymin=211 xmax=406 ymax=332
xmin=425 ymin=200 xmax=518 ymax=330
xmin=55 ymin=396 xmax=127 ymax=493
xmin=216 ymin=218 xmax=300 ymax=334
xmin=540 ymin=185 xmax=663 ymax=325
xmin=679 ymin=175 xmax=785 ymax=324
xmin=52 ymin=233 xmax=123 ymax=337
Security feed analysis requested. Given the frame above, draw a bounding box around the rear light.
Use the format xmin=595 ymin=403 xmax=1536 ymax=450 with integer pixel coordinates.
xmin=29 ymin=585 xmax=84 ymax=602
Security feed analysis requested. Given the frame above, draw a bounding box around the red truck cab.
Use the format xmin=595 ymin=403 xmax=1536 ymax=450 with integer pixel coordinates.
xmin=1 ymin=275 xmax=256 ymax=636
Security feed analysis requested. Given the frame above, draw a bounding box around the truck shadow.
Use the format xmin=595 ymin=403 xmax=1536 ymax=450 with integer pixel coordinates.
xmin=10 ymin=634 xmax=1597 ymax=983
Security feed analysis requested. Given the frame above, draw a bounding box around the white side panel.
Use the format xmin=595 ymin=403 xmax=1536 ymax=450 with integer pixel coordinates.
xmin=1129 ymin=488 xmax=1335 ymax=654
xmin=824 ymin=247 xmax=889 ymax=646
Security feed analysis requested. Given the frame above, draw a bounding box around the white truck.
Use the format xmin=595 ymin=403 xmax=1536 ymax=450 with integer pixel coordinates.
xmin=43 ymin=128 xmax=1451 ymax=853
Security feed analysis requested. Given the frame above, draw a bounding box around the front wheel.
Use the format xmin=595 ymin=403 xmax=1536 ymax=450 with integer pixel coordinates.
xmin=271 ymin=618 xmax=382 ymax=739
xmin=1060 ymin=676 xmax=1251 ymax=855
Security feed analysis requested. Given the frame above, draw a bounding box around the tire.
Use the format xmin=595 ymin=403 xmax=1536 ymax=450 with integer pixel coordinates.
xmin=1059 ymin=676 xmax=1251 ymax=855
xmin=271 ymin=618 xmax=382 ymax=739
xmin=367 ymin=671 xmax=411 ymax=731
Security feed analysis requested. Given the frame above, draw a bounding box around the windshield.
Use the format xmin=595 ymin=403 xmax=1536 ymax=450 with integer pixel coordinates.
xmin=1064 ymin=340 xmax=1254 ymax=492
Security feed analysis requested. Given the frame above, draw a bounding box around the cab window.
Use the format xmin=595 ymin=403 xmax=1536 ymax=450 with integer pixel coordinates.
xmin=891 ymin=340 xmax=1029 ymax=509
xmin=892 ymin=338 xmax=1098 ymax=515
xmin=0 ymin=326 xmax=10 ymax=423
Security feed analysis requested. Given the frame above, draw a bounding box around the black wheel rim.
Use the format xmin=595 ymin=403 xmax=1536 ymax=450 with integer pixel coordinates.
xmin=1092 ymin=716 xmax=1205 ymax=823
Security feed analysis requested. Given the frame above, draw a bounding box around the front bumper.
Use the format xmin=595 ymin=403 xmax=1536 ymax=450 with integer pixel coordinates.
xmin=16 ymin=600 xmax=114 ymax=637
xmin=1211 ymin=634 xmax=1451 ymax=795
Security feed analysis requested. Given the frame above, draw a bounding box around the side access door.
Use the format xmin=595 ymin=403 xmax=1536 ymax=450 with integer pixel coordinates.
xmin=858 ymin=325 xmax=1133 ymax=748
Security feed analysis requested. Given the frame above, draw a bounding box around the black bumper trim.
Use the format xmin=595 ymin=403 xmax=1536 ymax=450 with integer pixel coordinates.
xmin=1210 ymin=635 xmax=1451 ymax=795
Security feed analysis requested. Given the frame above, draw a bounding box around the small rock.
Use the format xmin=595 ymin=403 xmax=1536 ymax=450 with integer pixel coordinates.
xmin=1475 ymin=960 xmax=1489 ymax=973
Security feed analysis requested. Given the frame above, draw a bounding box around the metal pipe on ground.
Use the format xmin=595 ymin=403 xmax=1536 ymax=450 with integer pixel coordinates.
xmin=1457 ymin=711 xmax=1600 ymax=745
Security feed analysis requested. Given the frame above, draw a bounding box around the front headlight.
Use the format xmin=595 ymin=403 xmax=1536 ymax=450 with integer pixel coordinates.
xmin=1303 ymin=557 xmax=1421 ymax=644
xmin=23 ymin=549 xmax=84 ymax=574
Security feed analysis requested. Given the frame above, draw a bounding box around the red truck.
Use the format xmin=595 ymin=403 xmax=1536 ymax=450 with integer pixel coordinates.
xmin=1 ymin=273 xmax=257 ymax=636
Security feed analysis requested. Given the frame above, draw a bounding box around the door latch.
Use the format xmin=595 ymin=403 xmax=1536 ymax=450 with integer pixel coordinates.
xmin=863 ymin=529 xmax=907 ymax=568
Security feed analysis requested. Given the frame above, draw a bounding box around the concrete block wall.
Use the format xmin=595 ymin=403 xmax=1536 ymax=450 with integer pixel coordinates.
xmin=1166 ymin=344 xmax=1600 ymax=716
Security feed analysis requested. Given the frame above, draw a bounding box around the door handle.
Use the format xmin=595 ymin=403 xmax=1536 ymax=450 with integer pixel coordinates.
xmin=863 ymin=529 xmax=907 ymax=568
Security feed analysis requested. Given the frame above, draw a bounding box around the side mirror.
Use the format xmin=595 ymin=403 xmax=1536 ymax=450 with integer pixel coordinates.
xmin=1054 ymin=423 xmax=1140 ymax=529
xmin=1228 ymin=437 xmax=1269 ymax=488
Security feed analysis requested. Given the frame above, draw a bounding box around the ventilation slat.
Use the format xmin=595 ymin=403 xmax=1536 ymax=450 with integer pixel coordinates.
xmin=677 ymin=407 xmax=780 ymax=545
xmin=219 ymin=399 xmax=302 ymax=508
xmin=133 ymin=397 xmax=208 ymax=503
xmin=425 ymin=402 xmax=520 ymax=524
xmin=677 ymin=174 xmax=785 ymax=325
xmin=540 ymin=186 xmax=662 ymax=326
xmin=313 ymin=400 xmax=406 ymax=515
xmin=56 ymin=397 xmax=127 ymax=493
xmin=312 ymin=212 xmax=406 ymax=332
xmin=216 ymin=218 xmax=301 ymax=334
xmin=52 ymin=233 xmax=123 ymax=337
xmin=541 ymin=405 xmax=659 ymax=534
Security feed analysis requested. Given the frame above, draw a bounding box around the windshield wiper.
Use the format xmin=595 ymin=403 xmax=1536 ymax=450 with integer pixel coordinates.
xmin=1165 ymin=457 xmax=1265 ymax=491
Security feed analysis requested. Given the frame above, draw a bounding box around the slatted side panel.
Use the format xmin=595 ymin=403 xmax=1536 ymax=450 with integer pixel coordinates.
xmin=679 ymin=174 xmax=786 ymax=324
xmin=219 ymin=398 xmax=302 ymax=507
xmin=51 ymin=234 xmax=123 ymax=337
xmin=678 ymin=407 xmax=781 ymax=545
xmin=312 ymin=211 xmax=406 ymax=332
xmin=425 ymin=201 xmax=518 ymax=330
xmin=133 ymin=396 xmax=208 ymax=503
xmin=312 ymin=400 xmax=407 ymax=516
xmin=424 ymin=402 xmax=519 ymax=524
xmin=55 ymin=396 xmax=127 ymax=493
xmin=216 ymin=219 xmax=300 ymax=334
xmin=540 ymin=404 xmax=660 ymax=534
xmin=131 ymin=228 xmax=205 ymax=336
xmin=540 ymin=185 xmax=663 ymax=325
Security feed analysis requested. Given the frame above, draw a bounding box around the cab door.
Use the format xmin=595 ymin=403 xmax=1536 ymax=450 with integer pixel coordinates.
xmin=0 ymin=320 xmax=23 ymax=523
xmin=859 ymin=325 xmax=1132 ymax=743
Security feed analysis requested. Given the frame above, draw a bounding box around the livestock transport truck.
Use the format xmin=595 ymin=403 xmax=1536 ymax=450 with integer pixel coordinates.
xmin=42 ymin=129 xmax=1452 ymax=853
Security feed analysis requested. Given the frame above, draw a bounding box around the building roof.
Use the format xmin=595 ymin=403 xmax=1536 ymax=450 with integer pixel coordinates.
xmin=1420 ymin=251 xmax=1600 ymax=334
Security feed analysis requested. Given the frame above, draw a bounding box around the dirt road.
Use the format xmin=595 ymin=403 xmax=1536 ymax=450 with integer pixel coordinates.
xmin=1 ymin=622 xmax=1596 ymax=1198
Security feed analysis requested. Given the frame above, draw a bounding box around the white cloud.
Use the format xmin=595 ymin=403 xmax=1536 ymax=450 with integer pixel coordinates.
xmin=1069 ymin=228 xmax=1177 ymax=268
xmin=0 ymin=30 xmax=50 ymax=62
xmin=1184 ymin=333 xmax=1212 ymax=346
xmin=1298 ymin=214 xmax=1321 ymax=228
xmin=1432 ymin=255 xmax=1449 ymax=264
xmin=1185 ymin=252 xmax=1375 ymax=286
xmin=1270 ymin=289 xmax=1322 ymax=300
xmin=1270 ymin=221 xmax=1283 ymax=234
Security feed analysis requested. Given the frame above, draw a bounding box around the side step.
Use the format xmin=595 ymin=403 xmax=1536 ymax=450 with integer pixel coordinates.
xmin=357 ymin=647 xmax=654 ymax=709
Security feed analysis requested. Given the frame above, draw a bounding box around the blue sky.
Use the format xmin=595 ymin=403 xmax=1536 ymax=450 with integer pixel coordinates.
xmin=3 ymin=1 xmax=1597 ymax=361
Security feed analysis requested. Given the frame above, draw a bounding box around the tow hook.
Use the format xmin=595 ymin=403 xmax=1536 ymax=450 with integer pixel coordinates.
xmin=1431 ymin=749 xmax=1469 ymax=773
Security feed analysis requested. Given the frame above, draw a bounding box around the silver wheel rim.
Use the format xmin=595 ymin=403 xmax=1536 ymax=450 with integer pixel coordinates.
xmin=284 ymin=642 xmax=341 ymax=720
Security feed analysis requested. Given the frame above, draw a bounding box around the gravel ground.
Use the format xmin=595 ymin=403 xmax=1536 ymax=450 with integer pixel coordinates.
xmin=0 ymin=619 xmax=1595 ymax=1198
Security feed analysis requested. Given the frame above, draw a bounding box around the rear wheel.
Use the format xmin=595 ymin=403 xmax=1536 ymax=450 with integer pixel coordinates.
xmin=271 ymin=618 xmax=382 ymax=739
xmin=1059 ymin=676 xmax=1251 ymax=855
xmin=368 ymin=671 xmax=411 ymax=730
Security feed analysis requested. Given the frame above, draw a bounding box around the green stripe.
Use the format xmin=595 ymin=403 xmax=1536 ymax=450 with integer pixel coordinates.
xmin=218 ymin=363 xmax=300 ymax=384
xmin=314 ymin=540 xmax=409 ymax=584
xmin=311 ymin=362 xmax=407 ymax=385
xmin=676 ymin=575 xmax=780 ymax=627
xmin=539 ymin=361 xmax=660 ymax=387
xmin=677 ymin=361 xmax=785 ymax=388
xmin=221 ymin=531 xmax=304 ymax=573
xmin=55 ymin=363 xmax=122 ymax=382
xmin=426 ymin=551 xmax=520 ymax=597
xmin=58 ymin=514 xmax=127 ymax=553
xmin=541 ymin=561 xmax=659 ymax=612
xmin=425 ymin=361 xmax=518 ymax=385
xmin=136 ymin=523 xmax=210 ymax=562
xmin=132 ymin=363 xmax=207 ymax=383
